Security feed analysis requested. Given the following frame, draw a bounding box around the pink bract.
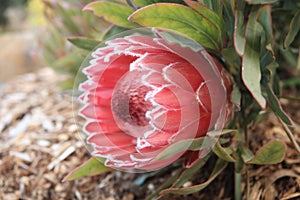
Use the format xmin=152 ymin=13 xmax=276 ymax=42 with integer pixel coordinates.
xmin=78 ymin=32 xmax=234 ymax=171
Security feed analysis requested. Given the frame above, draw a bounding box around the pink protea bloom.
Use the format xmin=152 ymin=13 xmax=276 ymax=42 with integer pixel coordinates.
xmin=79 ymin=31 xmax=234 ymax=171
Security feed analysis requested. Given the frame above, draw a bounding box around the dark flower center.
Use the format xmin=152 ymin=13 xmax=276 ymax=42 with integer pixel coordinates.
xmin=112 ymin=85 xmax=152 ymax=127
xmin=129 ymin=86 xmax=152 ymax=126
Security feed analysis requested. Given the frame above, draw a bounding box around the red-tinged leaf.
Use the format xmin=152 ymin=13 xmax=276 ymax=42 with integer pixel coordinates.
xmin=234 ymin=0 xmax=246 ymax=56
xmin=242 ymin=8 xmax=267 ymax=109
xmin=160 ymin=159 xmax=228 ymax=195
xmin=184 ymin=0 xmax=226 ymax=41
xmin=257 ymin=5 xmax=273 ymax=45
xmin=154 ymin=136 xmax=216 ymax=161
xmin=83 ymin=1 xmax=139 ymax=28
xmin=128 ymin=3 xmax=222 ymax=51
xmin=266 ymin=84 xmax=293 ymax=125
xmin=247 ymin=141 xmax=286 ymax=165
xmin=245 ymin=0 xmax=278 ymax=4
xmin=62 ymin=157 xmax=112 ymax=182
xmin=132 ymin=0 xmax=185 ymax=7
xmin=284 ymin=10 xmax=300 ymax=48
xmin=155 ymin=29 xmax=204 ymax=52
xmin=154 ymin=130 xmax=234 ymax=162
xmin=197 ymin=0 xmax=222 ymax=15
xmin=68 ymin=37 xmax=100 ymax=51
xmin=213 ymin=142 xmax=236 ymax=162
xmin=257 ymin=6 xmax=276 ymax=71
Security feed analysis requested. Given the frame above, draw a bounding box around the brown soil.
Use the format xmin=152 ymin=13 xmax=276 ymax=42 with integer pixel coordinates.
xmin=0 ymin=68 xmax=299 ymax=200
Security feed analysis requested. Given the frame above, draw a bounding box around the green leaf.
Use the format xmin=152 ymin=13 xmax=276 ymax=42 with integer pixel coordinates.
xmin=52 ymin=51 xmax=85 ymax=75
xmin=266 ymin=84 xmax=293 ymax=125
xmin=231 ymin=84 xmax=241 ymax=108
xmin=261 ymin=45 xmax=276 ymax=72
xmin=184 ymin=0 xmax=226 ymax=41
xmin=213 ymin=142 xmax=236 ymax=162
xmin=234 ymin=0 xmax=246 ymax=56
xmin=283 ymin=0 xmax=299 ymax=9
xmin=154 ymin=130 xmax=234 ymax=161
xmin=57 ymin=78 xmax=75 ymax=90
xmin=155 ymin=29 xmax=203 ymax=52
xmin=223 ymin=0 xmax=235 ymax=39
xmin=83 ymin=1 xmax=139 ymax=28
xmin=247 ymin=141 xmax=286 ymax=165
xmin=258 ymin=6 xmax=276 ymax=75
xmin=245 ymin=0 xmax=278 ymax=4
xmin=68 ymin=37 xmax=100 ymax=51
xmin=62 ymin=157 xmax=112 ymax=182
xmin=257 ymin=5 xmax=273 ymax=45
xmin=282 ymin=77 xmax=300 ymax=87
xmin=279 ymin=47 xmax=298 ymax=68
xmin=155 ymin=136 xmax=215 ymax=161
xmin=102 ymin=25 xmax=129 ymax=41
xmin=129 ymin=3 xmax=222 ymax=51
xmin=222 ymin=47 xmax=241 ymax=76
xmin=242 ymin=8 xmax=266 ymax=109
xmin=57 ymin=4 xmax=82 ymax=35
xmin=197 ymin=0 xmax=222 ymax=15
xmin=161 ymin=159 xmax=228 ymax=195
xmin=132 ymin=0 xmax=185 ymax=7
xmin=297 ymin=48 xmax=300 ymax=71
xmin=240 ymin=146 xmax=254 ymax=163
xmin=253 ymin=110 xmax=269 ymax=125
xmin=284 ymin=10 xmax=300 ymax=48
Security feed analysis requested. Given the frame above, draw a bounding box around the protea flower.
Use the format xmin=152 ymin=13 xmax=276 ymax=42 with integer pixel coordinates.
xmin=78 ymin=30 xmax=234 ymax=171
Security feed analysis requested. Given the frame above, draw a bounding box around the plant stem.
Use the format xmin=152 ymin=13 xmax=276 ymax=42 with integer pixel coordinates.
xmin=235 ymin=172 xmax=242 ymax=200
xmin=278 ymin=117 xmax=300 ymax=154
xmin=246 ymin=165 xmax=249 ymax=200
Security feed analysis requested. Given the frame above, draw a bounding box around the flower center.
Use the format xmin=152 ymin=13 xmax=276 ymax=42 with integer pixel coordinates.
xmin=128 ymin=86 xmax=152 ymax=126
xmin=112 ymin=79 xmax=152 ymax=126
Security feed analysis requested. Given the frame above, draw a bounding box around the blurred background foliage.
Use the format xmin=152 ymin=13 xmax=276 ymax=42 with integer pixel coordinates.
xmin=37 ymin=0 xmax=110 ymax=89
xmin=272 ymin=1 xmax=300 ymax=88
xmin=0 ymin=0 xmax=28 ymax=27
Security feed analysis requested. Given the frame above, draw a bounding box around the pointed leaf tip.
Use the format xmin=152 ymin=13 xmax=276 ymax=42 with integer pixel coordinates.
xmin=242 ymin=8 xmax=267 ymax=109
xmin=284 ymin=10 xmax=300 ymax=49
xmin=62 ymin=157 xmax=112 ymax=182
xmin=67 ymin=37 xmax=100 ymax=51
xmin=83 ymin=1 xmax=138 ymax=29
xmin=82 ymin=2 xmax=97 ymax=12
xmin=247 ymin=140 xmax=286 ymax=165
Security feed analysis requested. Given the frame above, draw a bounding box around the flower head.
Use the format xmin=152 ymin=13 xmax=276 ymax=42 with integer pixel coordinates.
xmin=78 ymin=30 xmax=234 ymax=171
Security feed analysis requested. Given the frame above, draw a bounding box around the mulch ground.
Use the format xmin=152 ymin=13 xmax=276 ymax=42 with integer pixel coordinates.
xmin=0 ymin=68 xmax=299 ymax=200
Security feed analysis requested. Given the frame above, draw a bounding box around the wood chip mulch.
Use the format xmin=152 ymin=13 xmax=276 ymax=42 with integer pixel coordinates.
xmin=0 ymin=68 xmax=299 ymax=200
